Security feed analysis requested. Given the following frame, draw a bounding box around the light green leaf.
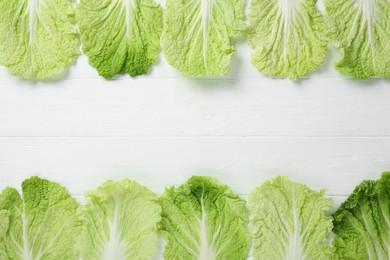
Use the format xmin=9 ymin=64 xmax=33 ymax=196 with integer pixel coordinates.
xmin=76 ymin=0 xmax=162 ymax=79
xmin=0 ymin=0 xmax=80 ymax=79
xmin=333 ymin=172 xmax=390 ymax=259
xmin=161 ymin=0 xmax=245 ymax=76
xmin=247 ymin=0 xmax=327 ymax=79
xmin=248 ymin=176 xmax=335 ymax=260
xmin=324 ymin=0 xmax=390 ymax=78
xmin=160 ymin=176 xmax=250 ymax=260
xmin=0 ymin=177 xmax=80 ymax=259
xmin=78 ymin=179 xmax=161 ymax=259
xmin=0 ymin=210 xmax=9 ymax=239
xmin=0 ymin=210 xmax=9 ymax=259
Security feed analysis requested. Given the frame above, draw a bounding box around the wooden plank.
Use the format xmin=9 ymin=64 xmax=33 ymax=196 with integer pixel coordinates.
xmin=0 ymin=77 xmax=389 ymax=137
xmin=1 ymin=137 xmax=388 ymax=197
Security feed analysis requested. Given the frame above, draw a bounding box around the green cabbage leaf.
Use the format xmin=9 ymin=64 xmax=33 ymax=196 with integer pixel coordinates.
xmin=78 ymin=179 xmax=161 ymax=259
xmin=76 ymin=0 xmax=162 ymax=79
xmin=0 ymin=210 xmax=9 ymax=259
xmin=160 ymin=176 xmax=250 ymax=259
xmin=0 ymin=177 xmax=80 ymax=259
xmin=161 ymin=0 xmax=245 ymax=76
xmin=324 ymin=0 xmax=390 ymax=78
xmin=0 ymin=0 xmax=80 ymax=79
xmin=247 ymin=0 xmax=327 ymax=79
xmin=333 ymin=172 xmax=390 ymax=259
xmin=248 ymin=176 xmax=335 ymax=259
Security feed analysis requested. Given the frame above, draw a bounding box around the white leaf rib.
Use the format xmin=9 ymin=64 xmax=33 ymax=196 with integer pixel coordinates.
xmin=214 ymin=225 xmax=240 ymax=257
xmin=12 ymin=2 xmax=26 ymax=28
xmin=347 ymin=216 xmax=375 ymax=260
xmin=90 ymin=0 xmax=121 ymax=28
xmin=268 ymin=199 xmax=291 ymax=238
xmin=185 ymin=2 xmax=201 ymax=25
xmin=200 ymin=0 xmax=211 ymax=69
xmin=31 ymin=208 xmax=53 ymax=259
xmin=184 ymin=0 xmax=198 ymax=9
xmin=277 ymin=0 xmax=300 ymax=59
xmin=258 ymin=220 xmax=289 ymax=250
xmin=123 ymin=0 xmax=133 ymax=40
xmin=36 ymin=224 xmax=65 ymax=259
xmin=284 ymin=191 xmax=303 ymax=260
xmin=348 ymin=3 xmax=363 ymax=41
xmin=21 ymin=209 xmax=34 ymax=260
xmin=27 ymin=0 xmax=39 ymax=46
xmin=359 ymin=203 xmax=381 ymax=259
xmin=101 ymin=198 xmax=125 ymax=260
xmin=186 ymin=14 xmax=202 ymax=44
xmin=377 ymin=195 xmax=390 ymax=256
xmin=89 ymin=219 xmax=106 ymax=252
xmin=10 ymin=232 xmax=24 ymax=254
xmin=209 ymin=18 xmax=223 ymax=41
xmin=198 ymin=193 xmax=217 ymax=260
xmin=268 ymin=10 xmax=284 ymax=54
xmin=360 ymin=0 xmax=376 ymax=57
xmin=168 ymin=215 xmax=201 ymax=249
xmin=188 ymin=20 xmax=204 ymax=60
xmin=210 ymin=225 xmax=221 ymax=249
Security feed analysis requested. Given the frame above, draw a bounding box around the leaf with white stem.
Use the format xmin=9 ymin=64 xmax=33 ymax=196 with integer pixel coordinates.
xmin=333 ymin=172 xmax=390 ymax=259
xmin=248 ymin=176 xmax=335 ymax=260
xmin=160 ymin=176 xmax=250 ymax=260
xmin=161 ymin=0 xmax=245 ymax=76
xmin=247 ymin=0 xmax=327 ymax=79
xmin=78 ymin=179 xmax=161 ymax=260
xmin=76 ymin=0 xmax=163 ymax=79
xmin=324 ymin=0 xmax=390 ymax=78
xmin=0 ymin=0 xmax=80 ymax=79
xmin=0 ymin=177 xmax=79 ymax=259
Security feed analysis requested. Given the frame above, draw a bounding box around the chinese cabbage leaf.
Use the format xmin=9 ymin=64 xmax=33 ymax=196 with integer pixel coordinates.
xmin=160 ymin=176 xmax=250 ymax=259
xmin=333 ymin=172 xmax=390 ymax=259
xmin=0 ymin=0 xmax=80 ymax=79
xmin=324 ymin=0 xmax=390 ymax=78
xmin=161 ymin=0 xmax=245 ymax=76
xmin=76 ymin=0 xmax=163 ymax=79
xmin=0 ymin=177 xmax=80 ymax=259
xmin=78 ymin=179 xmax=161 ymax=259
xmin=248 ymin=176 xmax=335 ymax=259
xmin=247 ymin=0 xmax=327 ymax=79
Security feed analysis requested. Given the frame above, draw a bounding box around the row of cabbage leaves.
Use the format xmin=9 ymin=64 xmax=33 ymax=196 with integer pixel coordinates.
xmin=0 ymin=173 xmax=389 ymax=259
xmin=0 ymin=0 xmax=389 ymax=80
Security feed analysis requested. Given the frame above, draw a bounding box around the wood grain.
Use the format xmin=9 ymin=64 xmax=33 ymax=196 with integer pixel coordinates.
xmin=1 ymin=137 xmax=388 ymax=199
xmin=0 ymin=40 xmax=389 ymax=211
xmin=0 ymin=1 xmax=388 ymax=258
xmin=0 ymin=76 xmax=389 ymax=137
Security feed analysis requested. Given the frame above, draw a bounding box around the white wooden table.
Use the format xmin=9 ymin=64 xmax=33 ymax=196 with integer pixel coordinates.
xmin=0 ymin=40 xmax=389 ymax=213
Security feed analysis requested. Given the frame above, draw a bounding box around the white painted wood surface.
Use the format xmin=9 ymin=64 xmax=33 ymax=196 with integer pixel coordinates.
xmin=0 ymin=26 xmax=389 ymax=247
xmin=0 ymin=16 xmax=390 ymax=259
xmin=0 ymin=1 xmax=389 ymax=258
